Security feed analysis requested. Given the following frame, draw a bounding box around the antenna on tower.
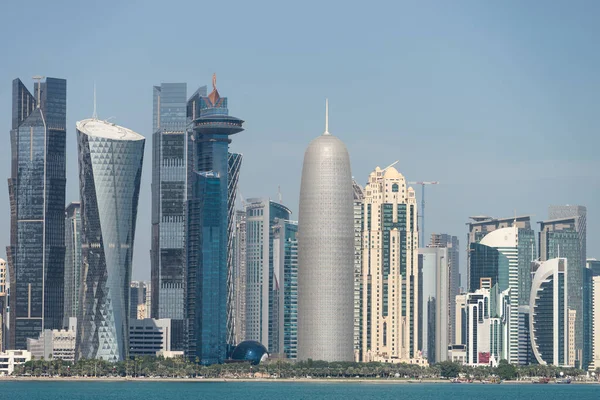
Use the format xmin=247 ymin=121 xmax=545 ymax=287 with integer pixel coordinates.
xmin=93 ymin=82 xmax=98 ymax=119
xmin=324 ymin=98 xmax=330 ymax=135
xmin=278 ymin=185 xmax=282 ymax=204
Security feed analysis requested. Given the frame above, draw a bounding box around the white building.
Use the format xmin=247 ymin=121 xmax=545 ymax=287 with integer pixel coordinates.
xmin=129 ymin=319 xmax=173 ymax=357
xmin=27 ymin=317 xmax=76 ymax=362
xmin=465 ymin=288 xmax=509 ymax=366
xmin=0 ymin=350 xmax=31 ymax=375
xmin=590 ymin=276 xmax=600 ymax=371
xmin=529 ymin=258 xmax=570 ymax=366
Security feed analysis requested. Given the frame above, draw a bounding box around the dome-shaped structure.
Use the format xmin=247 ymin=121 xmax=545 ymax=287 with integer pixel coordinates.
xmin=231 ymin=340 xmax=269 ymax=365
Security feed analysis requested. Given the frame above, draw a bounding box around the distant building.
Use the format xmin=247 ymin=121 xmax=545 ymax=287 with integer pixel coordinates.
xmin=447 ymin=344 xmax=467 ymax=364
xmin=272 ymin=219 xmax=298 ymax=359
xmin=27 ymin=317 xmax=76 ymax=362
xmin=539 ymin=207 xmax=586 ymax=367
xmin=529 ymin=258 xmax=570 ymax=366
xmin=137 ymin=304 xmax=147 ymax=320
xmin=454 ymin=294 xmax=467 ymax=346
xmin=232 ymin=210 xmax=247 ymax=345
xmin=76 ymin=118 xmax=145 ymax=362
xmin=129 ymin=319 xmax=174 ymax=357
xmin=0 ymin=350 xmax=31 ymax=375
xmin=244 ymin=199 xmax=291 ymax=353
xmin=7 ymin=77 xmax=67 ymax=349
xmin=63 ymin=202 xmax=82 ymax=327
xmin=352 ymin=179 xmax=364 ymax=361
xmin=361 ymin=165 xmax=420 ymax=363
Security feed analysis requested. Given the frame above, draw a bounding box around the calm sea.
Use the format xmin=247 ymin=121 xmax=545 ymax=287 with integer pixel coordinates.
xmin=0 ymin=381 xmax=598 ymax=400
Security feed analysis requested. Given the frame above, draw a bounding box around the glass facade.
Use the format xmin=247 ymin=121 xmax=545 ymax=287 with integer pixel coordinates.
xmin=7 ymin=78 xmax=67 ymax=349
xmin=63 ymin=202 xmax=82 ymax=327
xmin=583 ymin=260 xmax=600 ymax=369
xmin=232 ymin=210 xmax=247 ymax=344
xmin=185 ymin=80 xmax=244 ymax=364
xmin=75 ymin=119 xmax=145 ymax=361
xmin=151 ymin=83 xmax=188 ymax=322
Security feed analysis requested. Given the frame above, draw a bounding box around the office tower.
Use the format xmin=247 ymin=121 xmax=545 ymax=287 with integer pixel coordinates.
xmin=76 ymin=118 xmax=145 ymax=361
xmin=540 ymin=205 xmax=586 ymax=367
xmin=185 ymin=76 xmax=244 ymax=364
xmin=272 ymin=219 xmax=299 ymax=359
xmin=419 ymin=247 xmax=449 ymax=363
xmin=7 ymin=77 xmax=67 ymax=349
xmin=465 ymin=287 xmax=510 ymax=366
xmin=529 ymin=258 xmax=570 ymax=366
xmin=63 ymin=202 xmax=82 ymax=326
xmin=583 ymin=259 xmax=600 ymax=369
xmin=244 ymin=199 xmax=291 ymax=351
xmin=466 ymin=216 xmax=535 ymax=301
xmin=297 ymin=102 xmax=354 ymax=362
xmin=227 ymin=152 xmax=243 ymax=345
xmin=518 ymin=305 xmax=532 ymax=366
xmin=361 ymin=165 xmax=420 ymax=363
xmin=352 ymin=179 xmax=364 ymax=361
xmin=590 ymin=275 xmax=600 ymax=371
xmin=0 ymin=259 xmax=5 ymax=352
xmin=27 ymin=317 xmax=76 ymax=362
xmin=232 ymin=210 xmax=247 ymax=344
xmin=129 ymin=318 xmax=175 ymax=357
xmin=130 ymin=282 xmax=140 ymax=320
xmin=428 ymin=233 xmax=460 ymax=352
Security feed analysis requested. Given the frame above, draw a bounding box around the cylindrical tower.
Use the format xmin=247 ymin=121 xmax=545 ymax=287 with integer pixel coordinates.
xmin=297 ymin=103 xmax=354 ymax=361
xmin=75 ymin=118 xmax=145 ymax=361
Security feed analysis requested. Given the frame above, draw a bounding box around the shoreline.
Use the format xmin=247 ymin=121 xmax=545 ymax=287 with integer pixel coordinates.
xmin=1 ymin=376 xmax=598 ymax=384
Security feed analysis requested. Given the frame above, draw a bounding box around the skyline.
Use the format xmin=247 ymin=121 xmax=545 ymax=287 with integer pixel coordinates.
xmin=1 ymin=1 xmax=599 ymax=282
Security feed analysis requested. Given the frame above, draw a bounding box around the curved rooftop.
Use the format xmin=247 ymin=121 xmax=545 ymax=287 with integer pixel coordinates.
xmin=76 ymin=118 xmax=145 ymax=141
xmin=480 ymin=226 xmax=518 ymax=248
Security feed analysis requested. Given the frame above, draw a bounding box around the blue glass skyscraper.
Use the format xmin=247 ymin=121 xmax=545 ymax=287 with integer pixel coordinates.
xmin=7 ymin=77 xmax=67 ymax=349
xmin=185 ymin=75 xmax=244 ymax=364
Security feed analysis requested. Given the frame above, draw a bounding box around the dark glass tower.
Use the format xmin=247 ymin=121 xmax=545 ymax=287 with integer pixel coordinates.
xmin=7 ymin=77 xmax=67 ymax=349
xmin=151 ymin=83 xmax=188 ymax=322
xmin=63 ymin=202 xmax=82 ymax=327
xmin=185 ymin=75 xmax=244 ymax=364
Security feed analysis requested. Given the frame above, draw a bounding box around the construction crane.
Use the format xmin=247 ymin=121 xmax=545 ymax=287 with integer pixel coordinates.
xmin=407 ymin=181 xmax=439 ymax=246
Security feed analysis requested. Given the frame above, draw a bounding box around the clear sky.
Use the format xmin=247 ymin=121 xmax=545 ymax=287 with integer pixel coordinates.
xmin=1 ymin=0 xmax=598 ymax=282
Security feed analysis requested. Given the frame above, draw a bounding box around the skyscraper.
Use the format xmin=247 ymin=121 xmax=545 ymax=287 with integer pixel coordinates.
xmin=232 ymin=210 xmax=247 ymax=344
xmin=63 ymin=202 xmax=82 ymax=327
xmin=539 ymin=209 xmax=586 ymax=367
xmin=244 ymin=199 xmax=291 ymax=350
xmin=185 ymin=76 xmax=244 ymax=364
xmin=352 ymin=179 xmax=364 ymax=361
xmin=428 ymin=233 xmax=460 ymax=349
xmin=361 ymin=165 xmax=420 ymax=363
xmin=151 ymin=83 xmax=188 ymax=323
xmin=529 ymin=258 xmax=570 ymax=366
xmin=590 ymin=275 xmax=600 ymax=371
xmin=7 ymin=77 xmax=67 ymax=349
xmin=584 ymin=259 xmax=600 ymax=369
xmin=272 ymin=219 xmax=299 ymax=359
xmin=297 ymin=102 xmax=354 ymax=362
xmin=76 ymin=118 xmax=145 ymax=361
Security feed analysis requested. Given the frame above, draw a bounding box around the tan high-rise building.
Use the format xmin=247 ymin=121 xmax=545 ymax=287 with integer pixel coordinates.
xmin=361 ymin=165 xmax=421 ymax=363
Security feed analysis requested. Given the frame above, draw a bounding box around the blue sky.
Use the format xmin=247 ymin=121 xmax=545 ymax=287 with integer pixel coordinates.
xmin=0 ymin=0 xmax=598 ymax=282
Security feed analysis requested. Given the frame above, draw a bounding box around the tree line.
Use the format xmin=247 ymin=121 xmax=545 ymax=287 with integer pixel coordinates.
xmin=10 ymin=357 xmax=600 ymax=381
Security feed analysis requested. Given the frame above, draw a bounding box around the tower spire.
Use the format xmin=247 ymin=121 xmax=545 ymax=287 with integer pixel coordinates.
xmin=324 ymin=98 xmax=330 ymax=135
xmin=93 ymin=82 xmax=98 ymax=119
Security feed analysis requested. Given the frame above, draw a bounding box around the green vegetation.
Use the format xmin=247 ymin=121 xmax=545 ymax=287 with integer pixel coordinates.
xmin=11 ymin=357 xmax=595 ymax=381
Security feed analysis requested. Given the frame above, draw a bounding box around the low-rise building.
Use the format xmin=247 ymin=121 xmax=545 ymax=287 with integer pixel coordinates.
xmin=27 ymin=318 xmax=76 ymax=362
xmin=0 ymin=350 xmax=31 ymax=375
xmin=129 ymin=319 xmax=172 ymax=357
